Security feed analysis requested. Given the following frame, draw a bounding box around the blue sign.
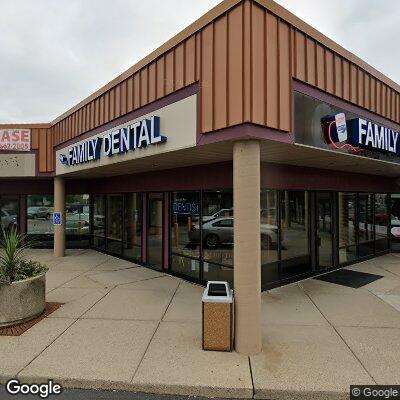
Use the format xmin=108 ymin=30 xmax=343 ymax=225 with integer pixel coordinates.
xmin=322 ymin=114 xmax=400 ymax=156
xmin=53 ymin=212 xmax=62 ymax=225
xmin=173 ymin=201 xmax=199 ymax=215
xmin=60 ymin=115 xmax=167 ymax=167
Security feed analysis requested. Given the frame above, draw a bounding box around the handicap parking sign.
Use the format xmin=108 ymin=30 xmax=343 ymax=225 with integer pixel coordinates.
xmin=53 ymin=212 xmax=62 ymax=225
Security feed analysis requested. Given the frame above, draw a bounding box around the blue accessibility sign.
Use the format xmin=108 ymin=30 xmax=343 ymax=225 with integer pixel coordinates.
xmin=53 ymin=212 xmax=62 ymax=225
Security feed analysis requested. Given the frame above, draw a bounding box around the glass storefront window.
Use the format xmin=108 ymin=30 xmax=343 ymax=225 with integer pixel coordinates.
xmin=107 ymin=194 xmax=123 ymax=255
xmin=338 ymin=192 xmax=357 ymax=264
xmin=358 ymin=193 xmax=374 ymax=257
xmin=66 ymin=194 xmax=90 ymax=248
xmin=260 ymin=190 xmax=279 ymax=284
xmin=170 ymin=191 xmax=200 ymax=279
xmin=374 ymin=194 xmax=389 ymax=252
xmin=202 ymin=261 xmax=234 ymax=289
xmin=202 ymin=191 xmax=233 ymax=269
xmin=124 ymin=193 xmax=143 ymax=262
xmin=280 ymin=191 xmax=311 ymax=279
xmin=391 ymin=194 xmax=400 ymax=251
xmin=26 ymin=195 xmax=54 ymax=248
xmin=92 ymin=195 xmax=106 ymax=250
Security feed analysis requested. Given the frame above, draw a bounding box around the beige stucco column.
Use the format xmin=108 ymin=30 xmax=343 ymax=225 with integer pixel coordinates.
xmin=233 ymin=140 xmax=262 ymax=355
xmin=54 ymin=176 xmax=66 ymax=257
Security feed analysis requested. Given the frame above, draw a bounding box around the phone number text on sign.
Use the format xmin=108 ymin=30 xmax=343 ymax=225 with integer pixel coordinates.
xmin=0 ymin=129 xmax=31 ymax=152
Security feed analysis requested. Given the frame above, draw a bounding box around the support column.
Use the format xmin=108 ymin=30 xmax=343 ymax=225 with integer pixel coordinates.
xmin=233 ymin=140 xmax=262 ymax=355
xmin=54 ymin=176 xmax=66 ymax=257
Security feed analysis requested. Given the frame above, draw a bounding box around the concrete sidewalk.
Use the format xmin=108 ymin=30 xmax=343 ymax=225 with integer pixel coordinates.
xmin=1 ymin=250 xmax=400 ymax=399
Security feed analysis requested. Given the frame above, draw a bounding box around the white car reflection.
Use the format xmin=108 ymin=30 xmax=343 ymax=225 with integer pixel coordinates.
xmin=188 ymin=217 xmax=278 ymax=249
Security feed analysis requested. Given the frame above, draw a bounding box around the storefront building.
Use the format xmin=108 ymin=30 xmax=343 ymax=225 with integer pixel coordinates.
xmin=1 ymin=0 xmax=400 ymax=354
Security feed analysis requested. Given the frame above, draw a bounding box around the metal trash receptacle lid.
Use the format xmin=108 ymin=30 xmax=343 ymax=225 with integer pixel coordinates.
xmin=202 ymin=281 xmax=233 ymax=304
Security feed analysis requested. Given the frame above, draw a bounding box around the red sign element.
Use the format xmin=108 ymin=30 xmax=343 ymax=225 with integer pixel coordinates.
xmin=0 ymin=129 xmax=31 ymax=151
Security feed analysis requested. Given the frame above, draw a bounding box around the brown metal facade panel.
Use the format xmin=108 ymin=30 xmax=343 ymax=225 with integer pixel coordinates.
xmin=294 ymin=30 xmax=306 ymax=81
xmin=227 ymin=4 xmax=243 ymax=126
xmin=266 ymin=11 xmax=279 ymax=129
xmin=243 ymin=0 xmax=252 ymax=122
xmin=251 ymin=3 xmax=266 ymax=125
xmin=140 ymin=68 xmax=148 ymax=106
xmin=174 ymin=42 xmax=185 ymax=91
xmin=350 ymin=64 xmax=358 ymax=104
xmin=278 ymin=21 xmax=291 ymax=131
xmin=305 ymin=37 xmax=316 ymax=87
xmin=133 ymin=73 xmax=140 ymax=110
xmin=38 ymin=129 xmax=47 ymax=172
xmin=31 ymin=129 xmax=39 ymax=150
xmin=156 ymin=57 xmax=165 ymax=99
xmin=115 ymin=84 xmax=121 ymax=118
xmin=185 ymin=36 xmax=196 ymax=85
xmin=325 ymin=49 xmax=334 ymax=94
xmin=316 ymin=43 xmax=325 ymax=90
xmin=165 ymin=50 xmax=175 ymax=95
xmin=200 ymin=23 xmax=214 ymax=133
xmin=214 ymin=15 xmax=228 ymax=130
xmin=148 ymin=62 xmax=156 ymax=103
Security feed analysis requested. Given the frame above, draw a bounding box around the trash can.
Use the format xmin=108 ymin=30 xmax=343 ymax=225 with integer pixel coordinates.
xmin=202 ymin=281 xmax=233 ymax=352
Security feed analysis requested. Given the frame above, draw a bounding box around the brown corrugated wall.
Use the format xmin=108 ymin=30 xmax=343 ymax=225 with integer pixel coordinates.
xmin=26 ymin=0 xmax=400 ymax=172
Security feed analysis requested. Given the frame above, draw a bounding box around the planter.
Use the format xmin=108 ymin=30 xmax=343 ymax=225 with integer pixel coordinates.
xmin=0 ymin=274 xmax=46 ymax=328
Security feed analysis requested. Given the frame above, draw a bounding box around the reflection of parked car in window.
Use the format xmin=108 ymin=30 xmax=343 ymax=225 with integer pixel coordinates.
xmin=1 ymin=209 xmax=17 ymax=230
xmin=188 ymin=217 xmax=278 ymax=249
xmin=66 ymin=213 xmax=90 ymax=235
xmin=27 ymin=206 xmax=52 ymax=220
xmin=202 ymin=208 xmax=233 ymax=223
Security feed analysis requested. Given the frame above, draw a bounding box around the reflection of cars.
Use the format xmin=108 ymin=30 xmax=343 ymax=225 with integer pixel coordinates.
xmin=189 ymin=217 xmax=278 ymax=249
xmin=1 ymin=209 xmax=17 ymax=230
xmin=93 ymin=214 xmax=105 ymax=229
xmin=27 ymin=206 xmax=52 ymax=220
xmin=202 ymin=208 xmax=233 ymax=222
xmin=66 ymin=213 xmax=90 ymax=234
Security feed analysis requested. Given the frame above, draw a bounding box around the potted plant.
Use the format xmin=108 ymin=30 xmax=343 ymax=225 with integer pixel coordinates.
xmin=0 ymin=228 xmax=48 ymax=327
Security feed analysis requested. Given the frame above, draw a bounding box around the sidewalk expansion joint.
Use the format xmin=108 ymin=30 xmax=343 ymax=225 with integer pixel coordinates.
xmin=300 ymin=287 xmax=378 ymax=385
xmin=248 ymin=356 xmax=256 ymax=398
xmin=129 ymin=280 xmax=182 ymax=383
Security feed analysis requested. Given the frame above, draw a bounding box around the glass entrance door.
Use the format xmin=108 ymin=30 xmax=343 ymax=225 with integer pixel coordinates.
xmin=147 ymin=193 xmax=164 ymax=271
xmin=0 ymin=196 xmax=19 ymax=235
xmin=315 ymin=192 xmax=334 ymax=270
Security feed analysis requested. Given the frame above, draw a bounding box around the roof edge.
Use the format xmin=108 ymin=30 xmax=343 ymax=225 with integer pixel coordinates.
xmin=0 ymin=123 xmax=51 ymax=129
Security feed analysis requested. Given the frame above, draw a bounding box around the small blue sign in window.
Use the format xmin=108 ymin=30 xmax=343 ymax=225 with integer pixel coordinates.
xmin=53 ymin=212 xmax=62 ymax=225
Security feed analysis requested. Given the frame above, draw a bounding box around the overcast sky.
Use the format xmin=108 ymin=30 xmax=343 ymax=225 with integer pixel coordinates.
xmin=0 ymin=0 xmax=398 ymax=124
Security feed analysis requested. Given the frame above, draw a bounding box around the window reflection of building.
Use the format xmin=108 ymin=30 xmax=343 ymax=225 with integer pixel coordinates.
xmin=260 ymin=190 xmax=279 ymax=284
xmin=65 ymin=194 xmax=90 ymax=248
xmin=107 ymin=194 xmax=123 ymax=255
xmin=92 ymin=195 xmax=106 ymax=250
xmin=338 ymin=192 xmax=357 ymax=264
xmin=201 ymin=191 xmax=234 ymax=287
xmin=124 ymin=193 xmax=142 ymax=263
xmin=26 ymin=194 xmax=54 ymax=248
xmin=391 ymin=194 xmax=400 ymax=251
xmin=280 ymin=191 xmax=310 ymax=279
xmin=375 ymin=194 xmax=389 ymax=253
xmin=170 ymin=191 xmax=200 ymax=279
xmin=358 ymin=193 xmax=374 ymax=257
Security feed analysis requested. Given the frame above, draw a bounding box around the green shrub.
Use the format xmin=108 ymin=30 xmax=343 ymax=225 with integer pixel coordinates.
xmin=0 ymin=227 xmax=48 ymax=284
